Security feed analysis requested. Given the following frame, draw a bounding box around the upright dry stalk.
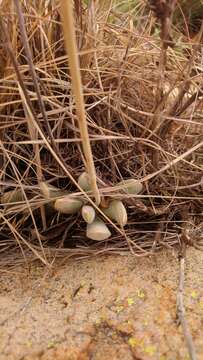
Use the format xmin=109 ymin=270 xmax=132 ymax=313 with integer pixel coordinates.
xmin=149 ymin=0 xmax=177 ymax=48
xmin=60 ymin=0 xmax=100 ymax=205
xmin=149 ymin=0 xmax=177 ymax=133
xmin=177 ymin=254 xmax=197 ymax=360
xmin=13 ymin=0 xmax=48 ymax=229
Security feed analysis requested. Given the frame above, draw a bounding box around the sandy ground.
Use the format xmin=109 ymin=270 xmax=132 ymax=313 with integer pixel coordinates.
xmin=0 ymin=248 xmax=203 ymax=360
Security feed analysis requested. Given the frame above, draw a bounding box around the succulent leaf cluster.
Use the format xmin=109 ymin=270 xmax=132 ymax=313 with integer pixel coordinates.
xmin=40 ymin=173 xmax=143 ymax=241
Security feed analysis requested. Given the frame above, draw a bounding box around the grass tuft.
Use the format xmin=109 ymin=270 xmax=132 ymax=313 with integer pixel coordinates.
xmin=0 ymin=0 xmax=202 ymax=265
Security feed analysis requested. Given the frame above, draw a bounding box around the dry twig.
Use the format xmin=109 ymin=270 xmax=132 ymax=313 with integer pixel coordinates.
xmin=177 ymin=244 xmax=197 ymax=360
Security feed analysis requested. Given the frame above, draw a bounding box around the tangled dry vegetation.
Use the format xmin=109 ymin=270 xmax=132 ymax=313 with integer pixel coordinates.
xmin=0 ymin=0 xmax=202 ymax=266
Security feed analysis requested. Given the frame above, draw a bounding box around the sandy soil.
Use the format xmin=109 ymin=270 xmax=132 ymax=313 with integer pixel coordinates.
xmin=0 ymin=248 xmax=203 ymax=360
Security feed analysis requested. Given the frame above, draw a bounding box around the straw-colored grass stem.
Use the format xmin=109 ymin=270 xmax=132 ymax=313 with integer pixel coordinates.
xmin=60 ymin=0 xmax=100 ymax=205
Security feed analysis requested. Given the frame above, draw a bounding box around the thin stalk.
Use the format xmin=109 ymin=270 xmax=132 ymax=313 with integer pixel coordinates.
xmin=60 ymin=0 xmax=100 ymax=205
xmin=177 ymin=255 xmax=197 ymax=360
xmin=13 ymin=0 xmax=48 ymax=229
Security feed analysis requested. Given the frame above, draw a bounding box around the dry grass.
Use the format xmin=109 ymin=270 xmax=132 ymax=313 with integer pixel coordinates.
xmin=0 ymin=0 xmax=202 ymax=266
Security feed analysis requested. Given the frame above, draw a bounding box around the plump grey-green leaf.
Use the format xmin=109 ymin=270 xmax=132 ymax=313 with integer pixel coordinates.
xmin=77 ymin=172 xmax=91 ymax=191
xmin=117 ymin=179 xmax=143 ymax=194
xmin=82 ymin=205 xmax=96 ymax=224
xmin=54 ymin=196 xmax=83 ymax=214
xmin=86 ymin=217 xmax=111 ymax=240
xmin=102 ymin=200 xmax=127 ymax=226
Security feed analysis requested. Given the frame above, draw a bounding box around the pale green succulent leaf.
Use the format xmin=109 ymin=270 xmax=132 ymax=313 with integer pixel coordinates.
xmin=82 ymin=205 xmax=96 ymax=224
xmin=54 ymin=196 xmax=83 ymax=214
xmin=86 ymin=217 xmax=111 ymax=240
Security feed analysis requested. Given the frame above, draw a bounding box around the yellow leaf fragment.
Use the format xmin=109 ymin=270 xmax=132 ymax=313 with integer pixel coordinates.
xmin=191 ymin=290 xmax=198 ymax=299
xmin=127 ymin=297 xmax=134 ymax=306
xmin=199 ymin=300 xmax=203 ymax=309
xmin=137 ymin=289 xmax=145 ymax=299
xmin=144 ymin=345 xmax=156 ymax=356
xmin=128 ymin=337 xmax=138 ymax=348
xmin=116 ymin=305 xmax=124 ymax=313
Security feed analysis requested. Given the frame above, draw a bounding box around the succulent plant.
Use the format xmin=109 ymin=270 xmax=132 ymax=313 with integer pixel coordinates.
xmin=77 ymin=171 xmax=91 ymax=191
xmin=101 ymin=200 xmax=127 ymax=227
xmin=117 ymin=179 xmax=143 ymax=195
xmin=81 ymin=205 xmax=96 ymax=224
xmin=54 ymin=195 xmax=83 ymax=214
xmin=86 ymin=217 xmax=111 ymax=241
xmin=39 ymin=174 xmax=144 ymax=240
xmin=40 ymin=182 xmax=68 ymax=200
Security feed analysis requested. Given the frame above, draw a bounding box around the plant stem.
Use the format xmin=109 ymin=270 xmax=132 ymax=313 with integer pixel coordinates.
xmin=60 ymin=0 xmax=100 ymax=205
